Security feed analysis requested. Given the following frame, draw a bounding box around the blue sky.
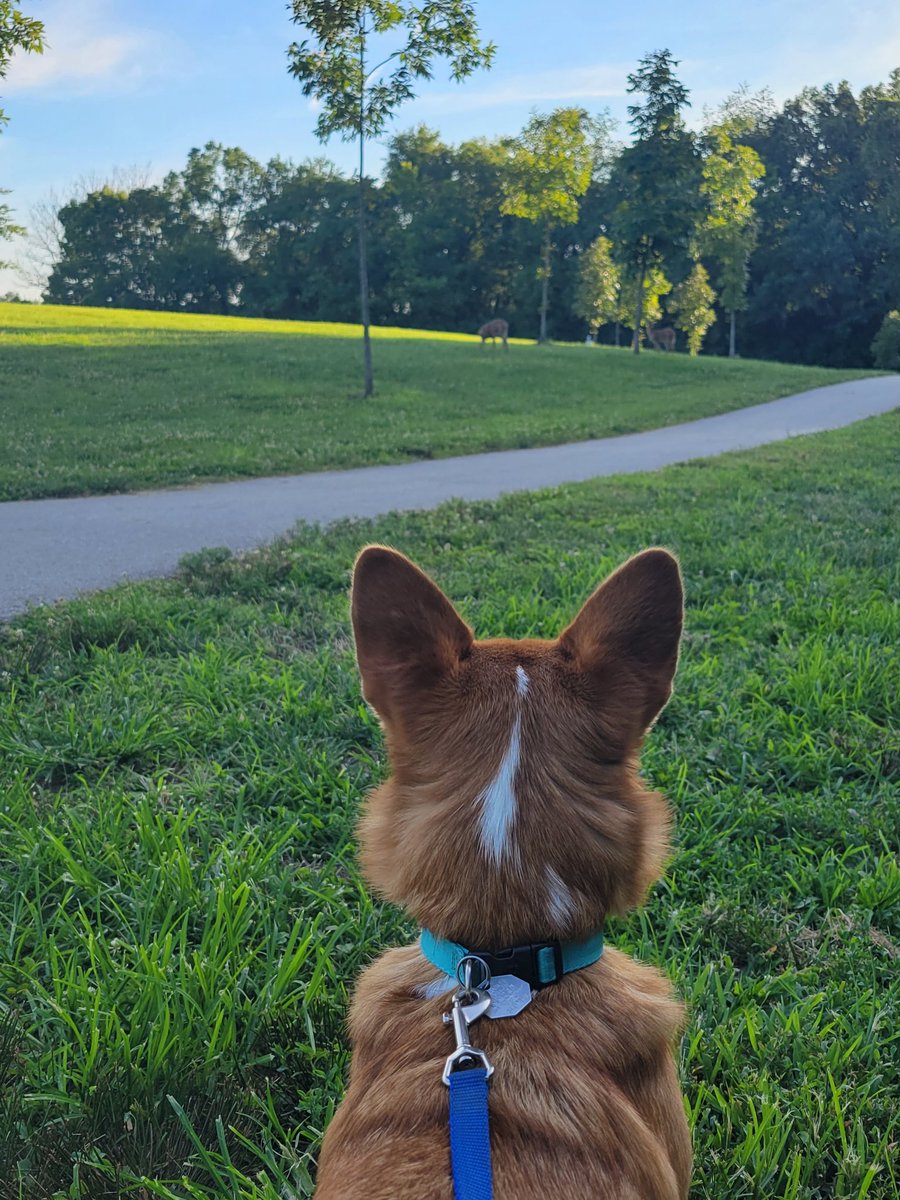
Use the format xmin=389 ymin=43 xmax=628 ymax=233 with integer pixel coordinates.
xmin=2 ymin=0 xmax=899 ymax=294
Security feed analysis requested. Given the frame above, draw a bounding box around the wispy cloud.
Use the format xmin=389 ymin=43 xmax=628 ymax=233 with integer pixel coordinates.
xmin=417 ymin=62 xmax=630 ymax=114
xmin=4 ymin=0 xmax=180 ymax=95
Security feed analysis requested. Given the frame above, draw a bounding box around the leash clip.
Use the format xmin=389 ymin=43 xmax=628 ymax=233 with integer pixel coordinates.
xmin=442 ymin=990 xmax=493 ymax=1085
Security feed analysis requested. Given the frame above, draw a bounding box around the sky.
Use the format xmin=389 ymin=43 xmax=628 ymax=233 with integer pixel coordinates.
xmin=2 ymin=0 xmax=899 ymax=295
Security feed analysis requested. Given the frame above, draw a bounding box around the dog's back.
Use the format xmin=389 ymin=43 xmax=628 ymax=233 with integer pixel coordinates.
xmin=315 ymin=547 xmax=692 ymax=1198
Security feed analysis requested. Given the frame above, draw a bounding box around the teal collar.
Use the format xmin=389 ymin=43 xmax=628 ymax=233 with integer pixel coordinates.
xmin=420 ymin=928 xmax=604 ymax=991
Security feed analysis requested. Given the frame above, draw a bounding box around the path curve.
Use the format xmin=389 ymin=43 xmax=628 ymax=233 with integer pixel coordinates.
xmin=1 ymin=375 xmax=896 ymax=619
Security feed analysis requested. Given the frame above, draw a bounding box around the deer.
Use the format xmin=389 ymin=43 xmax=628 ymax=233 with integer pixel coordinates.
xmin=478 ymin=318 xmax=509 ymax=349
xmin=646 ymin=323 xmax=676 ymax=352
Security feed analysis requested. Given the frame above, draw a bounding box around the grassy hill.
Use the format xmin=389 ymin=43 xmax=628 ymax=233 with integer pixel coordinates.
xmin=1 ymin=411 xmax=896 ymax=1197
xmin=0 ymin=302 xmax=877 ymax=501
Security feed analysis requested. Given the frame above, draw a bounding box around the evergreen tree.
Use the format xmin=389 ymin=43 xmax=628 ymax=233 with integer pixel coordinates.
xmin=609 ymin=49 xmax=703 ymax=354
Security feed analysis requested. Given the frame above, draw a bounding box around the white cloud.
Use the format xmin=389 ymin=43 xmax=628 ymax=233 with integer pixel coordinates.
xmin=417 ymin=62 xmax=629 ymax=113
xmin=3 ymin=0 xmax=179 ymax=95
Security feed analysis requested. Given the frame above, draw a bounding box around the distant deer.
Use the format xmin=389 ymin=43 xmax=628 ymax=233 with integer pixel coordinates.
xmin=478 ymin=318 xmax=509 ymax=349
xmin=646 ymin=322 xmax=676 ymax=351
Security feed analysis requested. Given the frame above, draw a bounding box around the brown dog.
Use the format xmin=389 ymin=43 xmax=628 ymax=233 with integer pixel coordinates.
xmin=315 ymin=546 xmax=692 ymax=1199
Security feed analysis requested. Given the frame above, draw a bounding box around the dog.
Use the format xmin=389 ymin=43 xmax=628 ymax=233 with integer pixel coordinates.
xmin=314 ymin=546 xmax=692 ymax=1198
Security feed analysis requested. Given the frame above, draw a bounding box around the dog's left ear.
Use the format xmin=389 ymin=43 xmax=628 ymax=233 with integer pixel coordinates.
xmin=351 ymin=545 xmax=473 ymax=719
xmin=559 ymin=548 xmax=684 ymax=731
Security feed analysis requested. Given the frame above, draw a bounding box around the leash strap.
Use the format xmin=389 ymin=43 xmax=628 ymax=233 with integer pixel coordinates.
xmin=449 ymin=1067 xmax=493 ymax=1200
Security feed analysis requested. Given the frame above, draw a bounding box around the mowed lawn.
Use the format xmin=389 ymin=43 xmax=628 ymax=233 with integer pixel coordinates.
xmin=1 ymin=411 xmax=897 ymax=1198
xmin=0 ymin=301 xmax=877 ymax=500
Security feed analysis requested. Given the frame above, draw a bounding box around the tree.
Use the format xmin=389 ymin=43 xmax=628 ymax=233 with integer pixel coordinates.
xmin=700 ymin=120 xmax=764 ymax=356
xmin=239 ymin=156 xmax=362 ymax=321
xmin=741 ymin=73 xmax=900 ymax=366
xmin=0 ymin=2 xmax=43 ymax=125
xmin=670 ymin=261 xmax=716 ymax=354
xmin=573 ymin=235 xmax=627 ymax=344
xmin=1 ymin=2 xmax=44 ymax=255
xmin=501 ymin=107 xmax=598 ymax=343
xmin=44 ymin=148 xmax=257 ymax=313
xmin=609 ymin=50 xmax=702 ymax=354
xmin=18 ymin=167 xmax=152 ymax=291
xmin=628 ymin=262 xmax=671 ymax=340
xmin=287 ymin=2 xmax=494 ymax=396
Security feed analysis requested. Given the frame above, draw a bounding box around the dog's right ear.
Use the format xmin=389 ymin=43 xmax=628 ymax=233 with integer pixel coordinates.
xmin=351 ymin=546 xmax=473 ymax=719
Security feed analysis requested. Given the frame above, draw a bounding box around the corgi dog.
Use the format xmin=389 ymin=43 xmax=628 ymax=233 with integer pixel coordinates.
xmin=315 ymin=546 xmax=692 ymax=1199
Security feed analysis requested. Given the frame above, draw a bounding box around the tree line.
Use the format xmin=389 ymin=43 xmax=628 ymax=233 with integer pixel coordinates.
xmin=35 ymin=60 xmax=900 ymax=369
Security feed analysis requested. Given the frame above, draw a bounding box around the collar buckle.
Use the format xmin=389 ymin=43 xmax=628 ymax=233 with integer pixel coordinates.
xmin=481 ymin=940 xmax=563 ymax=990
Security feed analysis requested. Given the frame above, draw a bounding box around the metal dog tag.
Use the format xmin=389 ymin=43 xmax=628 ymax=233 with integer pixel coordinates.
xmin=483 ymin=974 xmax=533 ymax=1018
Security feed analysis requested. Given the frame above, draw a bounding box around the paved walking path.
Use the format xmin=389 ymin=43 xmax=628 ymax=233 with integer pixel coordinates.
xmin=1 ymin=375 xmax=896 ymax=619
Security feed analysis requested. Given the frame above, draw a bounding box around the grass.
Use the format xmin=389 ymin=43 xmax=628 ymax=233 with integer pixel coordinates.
xmin=0 ymin=301 xmax=877 ymax=501
xmin=1 ymin=410 xmax=898 ymax=1198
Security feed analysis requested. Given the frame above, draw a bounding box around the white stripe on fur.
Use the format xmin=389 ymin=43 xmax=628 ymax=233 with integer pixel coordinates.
xmin=478 ymin=714 xmax=522 ymax=863
xmin=546 ymin=865 xmax=576 ymax=928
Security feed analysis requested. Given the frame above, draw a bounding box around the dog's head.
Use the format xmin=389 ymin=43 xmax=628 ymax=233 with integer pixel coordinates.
xmin=351 ymin=546 xmax=683 ymax=946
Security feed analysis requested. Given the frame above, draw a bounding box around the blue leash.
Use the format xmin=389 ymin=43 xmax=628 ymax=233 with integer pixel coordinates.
xmin=449 ymin=1067 xmax=493 ymax=1200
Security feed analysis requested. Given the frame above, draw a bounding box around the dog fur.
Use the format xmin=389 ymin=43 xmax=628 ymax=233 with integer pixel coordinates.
xmin=314 ymin=546 xmax=692 ymax=1199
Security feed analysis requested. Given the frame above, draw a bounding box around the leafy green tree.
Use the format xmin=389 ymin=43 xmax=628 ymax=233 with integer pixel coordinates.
xmin=239 ymin=156 xmax=362 ymax=321
xmin=629 ymin=263 xmax=672 ymax=339
xmin=700 ymin=120 xmax=764 ymax=356
xmin=501 ymin=107 xmax=598 ymax=343
xmin=573 ymin=234 xmax=618 ymax=340
xmin=670 ymin=261 xmax=716 ymax=354
xmin=743 ymin=72 xmax=900 ymax=366
xmin=45 ymin=187 xmax=183 ymax=308
xmin=44 ymin=149 xmax=255 ymax=313
xmin=870 ymin=310 xmax=900 ymax=369
xmin=0 ymin=2 xmax=42 ymax=125
xmin=573 ymin=235 xmax=629 ymax=344
xmin=1 ymin=2 xmax=44 ymax=253
xmin=287 ymin=1 xmax=494 ymax=396
xmin=609 ymin=49 xmax=703 ymax=354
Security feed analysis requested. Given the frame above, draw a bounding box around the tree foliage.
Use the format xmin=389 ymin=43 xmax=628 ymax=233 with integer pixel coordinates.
xmin=870 ymin=310 xmax=900 ymax=370
xmin=501 ymin=107 xmax=602 ymax=342
xmin=671 ymin=262 xmax=716 ymax=354
xmin=287 ymin=1 xmax=493 ymax=394
xmin=741 ymin=71 xmax=900 ymax=366
xmin=33 ymin=63 xmax=900 ymax=370
xmin=0 ymin=2 xmax=44 ymax=252
xmin=609 ymin=50 xmax=703 ymax=353
xmin=0 ymin=1 xmax=43 ymax=126
xmin=700 ymin=119 xmax=764 ymax=355
xmin=573 ymin=235 xmax=623 ymax=337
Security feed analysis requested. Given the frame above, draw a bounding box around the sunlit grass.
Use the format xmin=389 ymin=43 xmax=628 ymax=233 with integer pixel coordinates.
xmin=1 ymin=411 xmax=897 ymax=1197
xmin=0 ymin=302 xmax=876 ymax=501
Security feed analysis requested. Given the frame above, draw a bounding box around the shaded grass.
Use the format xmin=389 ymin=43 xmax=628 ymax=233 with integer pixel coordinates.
xmin=0 ymin=411 xmax=898 ymax=1197
xmin=0 ymin=301 xmax=876 ymax=501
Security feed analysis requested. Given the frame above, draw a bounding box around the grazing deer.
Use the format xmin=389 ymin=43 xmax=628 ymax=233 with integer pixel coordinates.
xmin=646 ymin=323 xmax=676 ymax=352
xmin=478 ymin=318 xmax=509 ymax=349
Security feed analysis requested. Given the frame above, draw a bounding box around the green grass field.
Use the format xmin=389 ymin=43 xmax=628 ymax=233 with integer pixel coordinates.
xmin=1 ymin=411 xmax=897 ymax=1198
xmin=0 ymin=302 xmax=876 ymax=501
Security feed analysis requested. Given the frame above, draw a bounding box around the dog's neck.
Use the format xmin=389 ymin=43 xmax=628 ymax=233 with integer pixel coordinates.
xmin=420 ymin=927 xmax=605 ymax=992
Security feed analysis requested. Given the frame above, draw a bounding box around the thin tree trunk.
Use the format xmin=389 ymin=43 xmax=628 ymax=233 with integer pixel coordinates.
xmin=729 ymin=309 xmax=736 ymax=358
xmin=632 ymin=262 xmax=646 ymax=355
xmin=539 ymin=228 xmax=551 ymax=344
xmin=614 ymin=320 xmax=621 ymax=348
xmin=357 ymin=27 xmax=374 ymax=397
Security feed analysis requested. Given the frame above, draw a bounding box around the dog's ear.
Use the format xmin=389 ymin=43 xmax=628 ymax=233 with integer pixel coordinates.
xmin=559 ymin=549 xmax=683 ymax=731
xmin=351 ymin=546 xmax=473 ymax=718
